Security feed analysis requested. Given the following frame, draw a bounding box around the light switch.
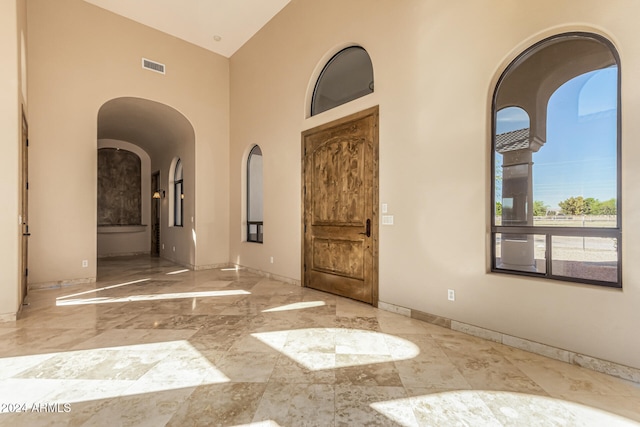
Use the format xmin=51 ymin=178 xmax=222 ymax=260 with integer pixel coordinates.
xmin=382 ymin=215 xmax=394 ymax=225
xmin=381 ymin=203 xmax=388 ymax=214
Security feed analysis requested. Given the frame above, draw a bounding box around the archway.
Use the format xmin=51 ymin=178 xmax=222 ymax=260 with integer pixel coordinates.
xmin=96 ymin=97 xmax=195 ymax=270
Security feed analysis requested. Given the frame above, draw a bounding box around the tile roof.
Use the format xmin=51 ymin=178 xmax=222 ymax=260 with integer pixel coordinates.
xmin=495 ymin=128 xmax=530 ymax=153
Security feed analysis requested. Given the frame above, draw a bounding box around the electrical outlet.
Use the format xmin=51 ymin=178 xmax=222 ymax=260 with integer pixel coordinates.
xmin=447 ymin=289 xmax=455 ymax=301
xmin=173 ymin=246 xmax=176 ymax=252
xmin=82 ymin=260 xmax=88 ymax=268
xmin=270 ymin=256 xmax=274 ymax=264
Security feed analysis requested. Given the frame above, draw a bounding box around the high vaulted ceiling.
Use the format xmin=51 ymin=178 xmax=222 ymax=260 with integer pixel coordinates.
xmin=82 ymin=0 xmax=291 ymax=58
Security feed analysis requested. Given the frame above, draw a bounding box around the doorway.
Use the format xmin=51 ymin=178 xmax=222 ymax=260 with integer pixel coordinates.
xmin=151 ymin=171 xmax=160 ymax=256
xmin=302 ymin=106 xmax=379 ymax=305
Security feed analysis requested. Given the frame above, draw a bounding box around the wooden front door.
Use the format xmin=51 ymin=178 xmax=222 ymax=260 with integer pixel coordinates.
xmin=302 ymin=106 xmax=379 ymax=305
xmin=20 ymin=111 xmax=29 ymax=304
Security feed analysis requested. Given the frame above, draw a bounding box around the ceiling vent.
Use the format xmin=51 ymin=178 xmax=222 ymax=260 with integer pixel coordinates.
xmin=142 ymin=58 xmax=165 ymax=74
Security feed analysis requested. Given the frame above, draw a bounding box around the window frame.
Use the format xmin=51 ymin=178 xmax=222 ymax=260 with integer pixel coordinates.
xmin=174 ymin=158 xmax=183 ymax=227
xmin=311 ymin=46 xmax=374 ymax=116
xmin=490 ymin=32 xmax=622 ymax=288
xmin=246 ymin=145 xmax=263 ymax=243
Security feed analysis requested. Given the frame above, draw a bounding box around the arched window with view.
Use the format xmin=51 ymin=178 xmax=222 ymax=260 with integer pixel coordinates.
xmin=247 ymin=145 xmax=263 ymax=243
xmin=492 ymin=33 xmax=621 ymax=287
xmin=174 ymin=158 xmax=183 ymax=227
xmin=311 ymin=46 xmax=374 ymax=116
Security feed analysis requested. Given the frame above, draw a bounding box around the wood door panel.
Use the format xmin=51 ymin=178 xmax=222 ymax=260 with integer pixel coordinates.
xmin=302 ymin=106 xmax=378 ymax=305
xmin=312 ymin=237 xmax=365 ymax=279
xmin=308 ymin=270 xmax=369 ymax=302
xmin=312 ymin=136 xmax=365 ymax=226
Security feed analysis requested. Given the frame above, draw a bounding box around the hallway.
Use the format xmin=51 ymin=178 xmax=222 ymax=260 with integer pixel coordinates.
xmin=1 ymin=256 xmax=639 ymax=426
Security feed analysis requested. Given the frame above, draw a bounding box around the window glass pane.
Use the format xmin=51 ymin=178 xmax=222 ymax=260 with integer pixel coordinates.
xmin=175 ymin=181 xmax=183 ymax=226
xmin=533 ymin=67 xmax=617 ymax=227
xmin=551 ymin=236 xmax=618 ymax=283
xmin=311 ymin=46 xmax=374 ymax=116
xmin=494 ymin=35 xmax=618 ymax=229
xmin=175 ymin=159 xmax=183 ymax=181
xmin=248 ymin=146 xmax=263 ymax=223
xmin=495 ymin=233 xmax=546 ymax=274
xmin=248 ymin=223 xmax=263 ymax=243
xmin=247 ymin=145 xmax=263 ymax=243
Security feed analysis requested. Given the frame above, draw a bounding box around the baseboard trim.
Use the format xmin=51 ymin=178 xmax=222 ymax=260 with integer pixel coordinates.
xmin=232 ymin=264 xmax=301 ymax=286
xmin=193 ymin=262 xmax=233 ymax=271
xmin=379 ymin=300 xmax=640 ymax=384
xmin=97 ymin=251 xmax=150 ymax=259
xmin=0 ymin=312 xmax=17 ymax=322
xmin=29 ymin=277 xmax=96 ymax=291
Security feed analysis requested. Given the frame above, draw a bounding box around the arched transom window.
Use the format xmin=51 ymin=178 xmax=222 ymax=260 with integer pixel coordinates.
xmin=311 ymin=46 xmax=374 ymax=116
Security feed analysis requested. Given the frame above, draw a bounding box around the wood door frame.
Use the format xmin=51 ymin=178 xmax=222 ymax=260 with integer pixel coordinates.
xmin=301 ymin=106 xmax=379 ymax=306
xmin=20 ymin=107 xmax=29 ymax=305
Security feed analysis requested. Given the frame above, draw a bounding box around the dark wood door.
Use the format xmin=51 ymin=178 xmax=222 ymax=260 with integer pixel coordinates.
xmin=21 ymin=111 xmax=29 ymax=304
xmin=302 ymin=106 xmax=378 ymax=305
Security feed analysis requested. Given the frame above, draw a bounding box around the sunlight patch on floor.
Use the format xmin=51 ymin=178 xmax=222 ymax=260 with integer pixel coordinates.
xmin=262 ymin=301 xmax=326 ymax=312
xmin=251 ymin=328 xmax=420 ymax=371
xmin=0 ymin=340 xmax=228 ymax=410
xmin=166 ymin=269 xmax=190 ymax=275
xmin=56 ymin=290 xmax=251 ymax=306
xmin=370 ymin=390 xmax=640 ymax=426
xmin=56 ymin=278 xmax=151 ymax=301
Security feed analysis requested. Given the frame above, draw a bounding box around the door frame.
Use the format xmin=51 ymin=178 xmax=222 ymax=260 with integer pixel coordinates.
xmin=151 ymin=170 xmax=161 ymax=256
xmin=301 ymin=106 xmax=379 ymax=306
xmin=20 ymin=107 xmax=29 ymax=305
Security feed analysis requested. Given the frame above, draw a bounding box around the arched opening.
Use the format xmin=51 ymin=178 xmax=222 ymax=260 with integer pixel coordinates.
xmin=97 ymin=97 xmax=195 ymax=269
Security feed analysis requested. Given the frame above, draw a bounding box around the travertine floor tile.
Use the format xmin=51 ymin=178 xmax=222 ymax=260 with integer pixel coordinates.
xmin=0 ymin=255 xmax=637 ymax=426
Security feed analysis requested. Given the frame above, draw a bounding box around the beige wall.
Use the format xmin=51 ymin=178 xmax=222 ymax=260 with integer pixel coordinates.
xmin=27 ymin=0 xmax=230 ymax=285
xmin=0 ymin=0 xmax=27 ymax=319
xmin=230 ymin=0 xmax=640 ymax=369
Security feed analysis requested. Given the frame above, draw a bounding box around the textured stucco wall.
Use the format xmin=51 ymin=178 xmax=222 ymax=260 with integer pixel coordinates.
xmin=97 ymin=148 xmax=141 ymax=226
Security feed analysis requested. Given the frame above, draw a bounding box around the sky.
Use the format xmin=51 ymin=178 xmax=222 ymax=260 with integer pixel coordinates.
xmin=495 ymin=66 xmax=618 ymax=210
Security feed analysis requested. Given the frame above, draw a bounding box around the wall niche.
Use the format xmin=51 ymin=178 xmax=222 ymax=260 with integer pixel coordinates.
xmin=97 ymin=148 xmax=141 ymax=225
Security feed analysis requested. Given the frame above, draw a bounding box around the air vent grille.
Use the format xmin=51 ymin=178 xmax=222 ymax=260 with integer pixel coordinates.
xmin=142 ymin=58 xmax=165 ymax=74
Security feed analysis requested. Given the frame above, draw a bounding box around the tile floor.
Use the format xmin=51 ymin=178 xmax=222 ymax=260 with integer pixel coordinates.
xmin=0 ymin=255 xmax=639 ymax=426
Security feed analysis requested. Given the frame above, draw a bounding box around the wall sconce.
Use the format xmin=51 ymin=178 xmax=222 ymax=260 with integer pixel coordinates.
xmin=153 ymin=189 xmax=165 ymax=199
